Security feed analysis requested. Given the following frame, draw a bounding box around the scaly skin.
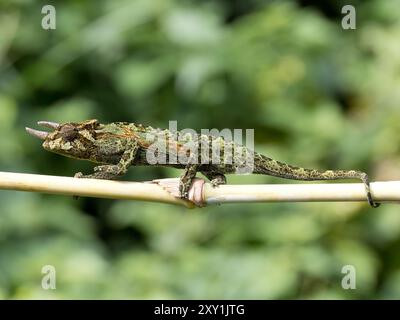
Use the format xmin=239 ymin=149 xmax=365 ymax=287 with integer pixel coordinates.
xmin=25 ymin=119 xmax=379 ymax=207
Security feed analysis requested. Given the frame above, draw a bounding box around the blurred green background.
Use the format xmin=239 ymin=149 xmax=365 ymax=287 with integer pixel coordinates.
xmin=1 ymin=0 xmax=400 ymax=299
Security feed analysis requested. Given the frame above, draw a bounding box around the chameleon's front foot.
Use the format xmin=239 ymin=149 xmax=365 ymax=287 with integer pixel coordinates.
xmin=74 ymin=171 xmax=114 ymax=180
xmin=73 ymin=167 xmax=124 ymax=199
xmin=74 ymin=165 xmax=125 ymax=180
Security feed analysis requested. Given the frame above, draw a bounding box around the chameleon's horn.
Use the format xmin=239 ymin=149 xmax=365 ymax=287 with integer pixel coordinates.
xmin=25 ymin=127 xmax=48 ymax=140
xmin=37 ymin=121 xmax=60 ymax=130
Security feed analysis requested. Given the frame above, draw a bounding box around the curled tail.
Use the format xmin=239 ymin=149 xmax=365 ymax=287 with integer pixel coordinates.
xmin=254 ymin=153 xmax=379 ymax=208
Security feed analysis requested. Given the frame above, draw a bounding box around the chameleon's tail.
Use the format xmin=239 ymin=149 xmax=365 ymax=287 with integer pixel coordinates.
xmin=253 ymin=153 xmax=379 ymax=208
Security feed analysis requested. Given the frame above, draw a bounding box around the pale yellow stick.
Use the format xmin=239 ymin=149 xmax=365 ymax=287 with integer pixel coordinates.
xmin=0 ymin=171 xmax=398 ymax=207
xmin=0 ymin=171 xmax=195 ymax=208
xmin=204 ymin=181 xmax=400 ymax=205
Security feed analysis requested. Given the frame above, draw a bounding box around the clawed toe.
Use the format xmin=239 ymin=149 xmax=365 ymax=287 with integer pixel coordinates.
xmin=210 ymin=177 xmax=226 ymax=188
xmin=180 ymin=192 xmax=189 ymax=199
xmin=179 ymin=185 xmax=189 ymax=199
xmin=211 ymin=181 xmax=219 ymax=188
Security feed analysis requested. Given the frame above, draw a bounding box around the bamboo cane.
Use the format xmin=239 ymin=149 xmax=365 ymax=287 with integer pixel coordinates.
xmin=0 ymin=171 xmax=398 ymax=208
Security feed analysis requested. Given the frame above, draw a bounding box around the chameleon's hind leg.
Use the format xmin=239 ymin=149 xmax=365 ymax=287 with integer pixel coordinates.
xmin=201 ymin=170 xmax=227 ymax=187
xmin=179 ymin=164 xmax=200 ymax=199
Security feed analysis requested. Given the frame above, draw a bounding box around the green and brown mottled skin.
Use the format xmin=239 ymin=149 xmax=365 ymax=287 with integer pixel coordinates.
xmin=27 ymin=119 xmax=379 ymax=207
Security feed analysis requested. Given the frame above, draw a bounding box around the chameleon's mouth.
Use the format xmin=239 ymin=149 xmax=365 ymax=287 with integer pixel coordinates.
xmin=25 ymin=121 xmax=60 ymax=140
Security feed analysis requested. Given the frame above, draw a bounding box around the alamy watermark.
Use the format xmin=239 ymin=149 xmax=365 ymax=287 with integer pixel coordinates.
xmin=341 ymin=264 xmax=356 ymax=290
xmin=342 ymin=5 xmax=356 ymax=30
xmin=41 ymin=5 xmax=56 ymax=30
xmin=41 ymin=265 xmax=56 ymax=290
xmin=40 ymin=4 xmax=356 ymax=32
xmin=145 ymin=121 xmax=255 ymax=174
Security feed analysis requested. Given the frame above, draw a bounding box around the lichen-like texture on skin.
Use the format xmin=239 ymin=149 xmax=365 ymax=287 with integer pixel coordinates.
xmin=26 ymin=119 xmax=379 ymax=207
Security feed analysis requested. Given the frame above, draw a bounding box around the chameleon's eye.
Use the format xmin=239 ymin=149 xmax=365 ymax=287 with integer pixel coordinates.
xmin=60 ymin=125 xmax=79 ymax=142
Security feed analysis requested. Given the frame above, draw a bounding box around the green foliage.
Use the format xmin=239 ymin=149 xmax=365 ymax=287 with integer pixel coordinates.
xmin=1 ymin=0 xmax=400 ymax=298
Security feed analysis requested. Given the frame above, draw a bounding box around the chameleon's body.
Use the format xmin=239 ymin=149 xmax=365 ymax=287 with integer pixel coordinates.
xmin=26 ymin=119 xmax=379 ymax=207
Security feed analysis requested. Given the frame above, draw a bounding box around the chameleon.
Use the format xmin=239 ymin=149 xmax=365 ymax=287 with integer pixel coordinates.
xmin=26 ymin=119 xmax=379 ymax=207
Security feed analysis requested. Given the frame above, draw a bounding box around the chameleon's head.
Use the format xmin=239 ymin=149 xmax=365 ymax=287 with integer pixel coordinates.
xmin=26 ymin=119 xmax=101 ymax=160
